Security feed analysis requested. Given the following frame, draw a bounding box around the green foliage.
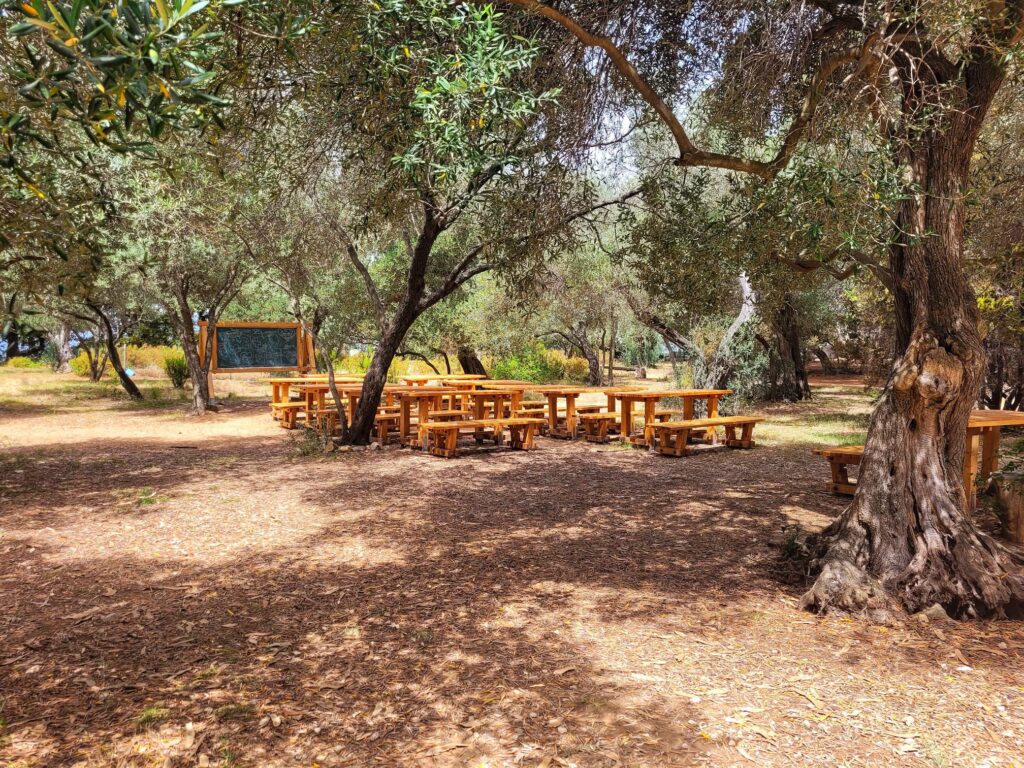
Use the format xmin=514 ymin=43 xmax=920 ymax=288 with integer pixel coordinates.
xmin=69 ymin=351 xmax=99 ymax=377
xmin=163 ymin=352 xmax=188 ymax=388
xmin=3 ymin=0 xmax=238 ymax=163
xmin=362 ymin=0 xmax=558 ymax=185
xmin=619 ymin=329 xmax=661 ymax=368
xmin=3 ymin=356 xmax=45 ymax=369
xmin=781 ymin=525 xmax=806 ymax=561
xmin=491 ymin=344 xmax=587 ymax=383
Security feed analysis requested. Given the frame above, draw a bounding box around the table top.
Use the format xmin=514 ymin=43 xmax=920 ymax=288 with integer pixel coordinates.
xmin=267 ymin=375 xmax=362 ymax=383
xmin=398 ymin=387 xmax=459 ymax=398
xmin=969 ymin=410 xmax=1024 ymax=428
xmin=606 ymin=388 xmax=733 ymax=400
xmin=401 ymin=374 xmax=487 ymax=383
xmin=465 ymin=389 xmax=521 ymax=398
xmin=537 ymin=387 xmax=602 ymax=396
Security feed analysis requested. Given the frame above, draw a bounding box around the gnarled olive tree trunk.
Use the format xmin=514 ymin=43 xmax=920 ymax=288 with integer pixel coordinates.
xmin=803 ymin=69 xmax=1024 ymax=618
xmin=770 ymin=294 xmax=811 ymax=401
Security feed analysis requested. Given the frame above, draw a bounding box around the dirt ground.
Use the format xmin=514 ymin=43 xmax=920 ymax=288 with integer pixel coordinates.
xmin=1 ymin=369 xmax=1023 ymax=768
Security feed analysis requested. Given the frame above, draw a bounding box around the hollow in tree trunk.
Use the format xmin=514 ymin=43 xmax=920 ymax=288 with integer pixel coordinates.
xmin=803 ymin=77 xmax=1024 ymax=618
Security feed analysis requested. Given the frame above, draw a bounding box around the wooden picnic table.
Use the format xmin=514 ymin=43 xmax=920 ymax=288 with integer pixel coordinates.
xmin=397 ymin=387 xmax=458 ymax=444
xmin=963 ymin=410 xmax=1024 ymax=508
xmin=464 ymin=389 xmax=524 ymax=438
xmin=268 ymin=374 xmax=362 ymax=403
xmin=817 ymin=409 xmax=1024 ymax=509
xmin=604 ymin=388 xmax=733 ymax=447
xmin=401 ymin=374 xmax=487 ymax=387
xmin=537 ymin=387 xmax=602 ymax=438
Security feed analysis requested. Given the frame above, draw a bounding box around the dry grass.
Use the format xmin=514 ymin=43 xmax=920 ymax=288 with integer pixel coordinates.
xmin=1 ymin=370 xmax=1022 ymax=767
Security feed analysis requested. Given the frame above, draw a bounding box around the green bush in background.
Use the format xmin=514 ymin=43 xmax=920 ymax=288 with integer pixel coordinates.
xmin=163 ymin=354 xmax=190 ymax=388
xmin=491 ymin=345 xmax=589 ymax=384
xmin=3 ymin=356 xmax=45 ymax=369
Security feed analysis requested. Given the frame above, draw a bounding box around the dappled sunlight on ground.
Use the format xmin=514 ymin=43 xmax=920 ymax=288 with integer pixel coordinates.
xmin=2 ymin=370 xmax=1023 ymax=766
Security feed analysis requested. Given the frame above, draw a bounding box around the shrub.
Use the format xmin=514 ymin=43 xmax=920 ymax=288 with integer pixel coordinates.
xmin=560 ymin=354 xmax=590 ymax=384
xmin=491 ymin=345 xmax=591 ymax=384
xmin=163 ymin=353 xmax=189 ymax=388
xmin=3 ymin=356 xmax=45 ymax=369
xmin=69 ymin=351 xmax=97 ymax=378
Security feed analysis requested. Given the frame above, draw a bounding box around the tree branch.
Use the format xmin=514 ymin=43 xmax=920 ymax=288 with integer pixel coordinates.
xmin=497 ymin=0 xmax=859 ymax=180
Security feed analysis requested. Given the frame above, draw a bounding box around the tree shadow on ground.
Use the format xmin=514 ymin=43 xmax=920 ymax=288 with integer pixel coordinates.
xmin=4 ymin=429 xmax=1021 ymax=766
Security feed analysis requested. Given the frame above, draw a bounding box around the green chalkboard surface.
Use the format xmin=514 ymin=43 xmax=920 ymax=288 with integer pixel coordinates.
xmin=216 ymin=326 xmax=299 ymax=370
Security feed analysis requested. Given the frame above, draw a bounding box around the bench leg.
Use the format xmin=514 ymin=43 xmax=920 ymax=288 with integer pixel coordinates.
xmin=524 ymin=423 xmax=537 ymax=450
xmin=508 ymin=424 xmax=525 ymax=450
xmin=827 ymin=458 xmax=857 ymax=495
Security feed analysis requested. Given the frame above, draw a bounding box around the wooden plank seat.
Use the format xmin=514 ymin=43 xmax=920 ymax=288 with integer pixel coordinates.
xmin=578 ymin=412 xmax=618 ymax=443
xmin=813 ymin=445 xmax=864 ymax=495
xmin=270 ymin=401 xmax=306 ymax=429
xmin=418 ymin=418 xmax=546 ymax=458
xmin=654 ymin=416 xmax=765 ymax=457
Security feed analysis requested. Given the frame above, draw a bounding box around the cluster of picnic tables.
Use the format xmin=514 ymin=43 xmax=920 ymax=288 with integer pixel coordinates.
xmin=267 ymin=373 xmax=763 ymax=458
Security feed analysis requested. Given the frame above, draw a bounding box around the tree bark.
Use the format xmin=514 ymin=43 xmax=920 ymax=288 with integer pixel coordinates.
xmin=568 ymin=323 xmax=602 ymax=385
xmin=812 ymin=346 xmax=836 ymax=376
xmin=344 ymin=209 xmax=441 ymax=444
xmin=52 ymin=321 xmax=74 ymax=373
xmin=770 ymin=294 xmax=811 ymax=401
xmin=346 ymin=316 xmax=416 ymax=443
xmin=168 ymin=277 xmax=214 ymax=413
xmin=803 ymin=63 xmax=1024 ymax=618
xmin=700 ymin=274 xmax=757 ymax=390
xmin=88 ymin=304 xmax=143 ymax=400
xmin=457 ymin=347 xmax=487 ymax=376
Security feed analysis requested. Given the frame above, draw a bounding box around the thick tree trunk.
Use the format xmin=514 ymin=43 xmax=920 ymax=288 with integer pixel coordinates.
xmin=812 ymin=346 xmax=836 ymax=376
xmin=4 ymin=323 xmax=20 ymax=360
xmin=567 ymin=323 xmax=602 ymax=385
xmin=457 ymin=347 xmax=487 ymax=376
xmin=771 ymin=294 xmax=811 ymax=401
xmin=52 ymin=322 xmax=73 ymax=373
xmin=700 ymin=274 xmax=757 ymax=390
xmin=346 ymin=317 xmax=415 ymax=444
xmin=803 ymin=91 xmax=1024 ymax=618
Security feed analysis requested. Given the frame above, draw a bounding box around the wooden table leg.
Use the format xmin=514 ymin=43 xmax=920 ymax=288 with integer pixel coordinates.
xmin=620 ymin=397 xmax=633 ymax=442
xmin=348 ymin=394 xmax=359 ymax=427
xmin=399 ymin=398 xmax=412 ymax=444
xmin=417 ymin=399 xmax=432 ymax=448
xmin=547 ymin=394 xmax=559 ymax=436
xmin=641 ymin=399 xmax=656 ymax=446
xmin=566 ymin=395 xmax=578 ymax=438
xmin=683 ymin=396 xmax=694 ymax=420
xmin=474 ymin=396 xmax=486 ymax=442
xmin=980 ymin=427 xmax=1000 ymax=481
xmin=964 ymin=429 xmax=981 ymax=511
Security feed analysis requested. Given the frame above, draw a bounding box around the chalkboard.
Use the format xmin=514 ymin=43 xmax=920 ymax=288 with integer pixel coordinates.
xmin=215 ymin=326 xmax=299 ymax=370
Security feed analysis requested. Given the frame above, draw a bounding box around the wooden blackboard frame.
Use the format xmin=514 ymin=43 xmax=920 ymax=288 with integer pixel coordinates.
xmin=198 ymin=321 xmax=316 ymax=373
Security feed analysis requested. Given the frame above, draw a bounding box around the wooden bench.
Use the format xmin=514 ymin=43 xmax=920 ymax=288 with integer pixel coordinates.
xmin=654 ymin=416 xmax=765 ymax=457
xmin=270 ymin=401 xmax=306 ymax=429
xmin=418 ymin=418 xmax=546 ymax=458
xmin=548 ymin=403 xmax=607 ymax=438
xmin=814 ymin=445 xmax=864 ymax=495
xmin=375 ymin=413 xmax=400 ymax=444
xmin=578 ymin=412 xmax=618 ymax=443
